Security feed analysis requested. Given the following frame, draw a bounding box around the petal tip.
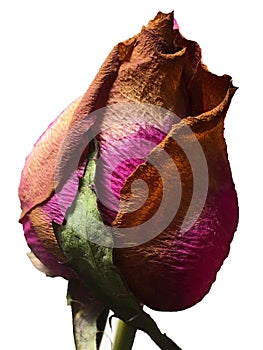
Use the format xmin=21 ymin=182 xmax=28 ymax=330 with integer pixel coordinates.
xmin=173 ymin=18 xmax=180 ymax=30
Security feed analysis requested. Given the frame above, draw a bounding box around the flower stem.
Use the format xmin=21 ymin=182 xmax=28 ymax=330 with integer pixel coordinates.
xmin=112 ymin=319 xmax=137 ymax=350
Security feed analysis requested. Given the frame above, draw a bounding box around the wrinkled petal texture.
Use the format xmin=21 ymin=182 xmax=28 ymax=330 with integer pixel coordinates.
xmin=113 ymin=90 xmax=238 ymax=310
xmin=19 ymin=11 xmax=238 ymax=311
xmin=19 ymin=99 xmax=86 ymax=277
xmin=109 ymin=12 xmax=238 ymax=310
xmin=21 ymin=217 xmax=74 ymax=278
xmin=95 ymin=119 xmax=177 ymax=224
xmin=21 ymin=158 xmax=87 ymax=278
xmin=19 ymin=43 xmax=123 ymax=275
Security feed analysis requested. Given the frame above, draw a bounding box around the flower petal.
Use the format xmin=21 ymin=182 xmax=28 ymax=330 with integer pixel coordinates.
xmin=112 ymin=84 xmax=238 ymax=311
xmin=173 ymin=29 xmax=232 ymax=116
xmin=19 ymin=45 xmax=123 ymax=268
xmin=19 ymin=97 xmax=82 ymax=219
xmin=19 ymin=42 xmax=122 ymax=220
xmin=95 ymin=120 xmax=176 ymax=224
xmin=22 ymin=215 xmax=75 ymax=279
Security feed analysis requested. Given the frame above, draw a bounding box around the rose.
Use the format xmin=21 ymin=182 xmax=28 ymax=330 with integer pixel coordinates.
xmin=19 ymin=11 xmax=238 ymax=314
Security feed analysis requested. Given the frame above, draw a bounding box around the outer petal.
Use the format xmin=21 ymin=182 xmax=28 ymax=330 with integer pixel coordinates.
xmin=94 ymin=12 xmax=194 ymax=223
xmin=19 ymin=97 xmax=82 ymax=219
xmin=80 ymin=12 xmax=237 ymax=310
xmin=19 ymin=44 xmax=122 ymax=271
xmin=113 ymin=84 xmax=238 ymax=311
xmin=95 ymin=119 xmax=177 ymax=225
xmin=19 ymin=11 xmax=185 ymax=271
xmin=21 ymin=216 xmax=74 ymax=279
xmin=19 ymin=98 xmax=84 ymax=275
xmin=19 ymin=42 xmax=121 ymax=220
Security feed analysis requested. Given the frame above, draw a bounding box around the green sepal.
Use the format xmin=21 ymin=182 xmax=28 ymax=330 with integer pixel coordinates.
xmin=54 ymin=148 xmax=142 ymax=319
xmin=54 ymin=147 xmax=182 ymax=350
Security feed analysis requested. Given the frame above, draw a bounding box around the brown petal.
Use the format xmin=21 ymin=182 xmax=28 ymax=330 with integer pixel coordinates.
xmin=173 ymin=29 xmax=232 ymax=116
xmin=28 ymin=206 xmax=66 ymax=262
xmin=112 ymin=82 xmax=238 ymax=311
xmin=19 ymin=97 xmax=82 ymax=219
xmin=19 ymin=45 xmax=121 ymax=220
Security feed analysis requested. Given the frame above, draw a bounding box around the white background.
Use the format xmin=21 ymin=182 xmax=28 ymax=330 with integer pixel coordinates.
xmin=0 ymin=1 xmax=262 ymax=349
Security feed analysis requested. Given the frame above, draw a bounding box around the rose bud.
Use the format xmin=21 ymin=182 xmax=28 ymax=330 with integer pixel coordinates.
xmin=19 ymin=10 xmax=238 ymax=321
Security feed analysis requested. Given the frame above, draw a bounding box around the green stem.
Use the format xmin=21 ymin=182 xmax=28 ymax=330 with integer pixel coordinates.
xmin=112 ymin=319 xmax=137 ymax=350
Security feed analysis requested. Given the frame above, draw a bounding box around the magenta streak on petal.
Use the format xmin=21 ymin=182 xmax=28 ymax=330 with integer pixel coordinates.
xmin=22 ymin=216 xmax=75 ymax=279
xmin=95 ymin=122 xmax=174 ymax=224
xmin=43 ymin=160 xmax=87 ymax=225
xmin=173 ymin=18 xmax=179 ymax=30
xmin=155 ymin=188 xmax=238 ymax=310
xmin=24 ymin=159 xmax=87 ymax=278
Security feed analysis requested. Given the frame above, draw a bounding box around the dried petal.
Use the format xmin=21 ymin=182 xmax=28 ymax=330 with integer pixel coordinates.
xmin=113 ymin=85 xmax=238 ymax=311
xmin=19 ymin=12 xmax=238 ymax=314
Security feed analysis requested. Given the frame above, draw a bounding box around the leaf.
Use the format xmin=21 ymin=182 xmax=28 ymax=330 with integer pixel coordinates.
xmin=54 ymin=145 xmax=182 ymax=349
